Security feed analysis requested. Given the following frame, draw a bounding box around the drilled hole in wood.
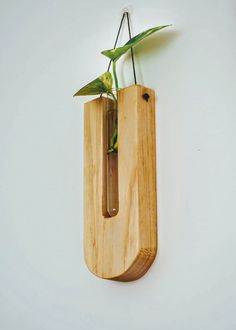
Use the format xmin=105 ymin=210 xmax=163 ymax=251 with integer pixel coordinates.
xmin=142 ymin=93 xmax=150 ymax=102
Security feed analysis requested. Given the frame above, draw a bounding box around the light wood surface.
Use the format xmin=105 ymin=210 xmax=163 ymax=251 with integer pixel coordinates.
xmin=84 ymin=84 xmax=157 ymax=281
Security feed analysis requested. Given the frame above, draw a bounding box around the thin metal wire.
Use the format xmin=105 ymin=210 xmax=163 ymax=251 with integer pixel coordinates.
xmin=107 ymin=13 xmax=126 ymax=72
xmin=101 ymin=13 xmax=126 ymax=98
xmin=103 ymin=11 xmax=137 ymax=96
xmin=126 ymin=12 xmax=137 ymax=84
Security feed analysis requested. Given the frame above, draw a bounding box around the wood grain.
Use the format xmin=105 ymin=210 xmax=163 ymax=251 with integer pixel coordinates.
xmin=84 ymin=85 xmax=157 ymax=281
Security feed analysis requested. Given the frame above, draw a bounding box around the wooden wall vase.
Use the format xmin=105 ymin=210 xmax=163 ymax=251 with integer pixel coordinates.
xmin=84 ymin=84 xmax=157 ymax=281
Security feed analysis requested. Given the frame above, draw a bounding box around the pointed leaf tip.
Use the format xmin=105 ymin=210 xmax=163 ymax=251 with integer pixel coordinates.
xmin=73 ymin=72 xmax=113 ymax=97
xmin=101 ymin=25 xmax=171 ymax=61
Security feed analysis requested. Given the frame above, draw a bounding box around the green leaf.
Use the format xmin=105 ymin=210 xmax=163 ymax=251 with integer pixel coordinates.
xmin=101 ymin=25 xmax=171 ymax=62
xmin=73 ymin=72 xmax=113 ymax=96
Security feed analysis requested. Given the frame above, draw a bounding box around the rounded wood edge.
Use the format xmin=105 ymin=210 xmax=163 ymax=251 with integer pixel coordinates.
xmin=84 ymin=246 xmax=157 ymax=282
xmin=112 ymin=247 xmax=157 ymax=282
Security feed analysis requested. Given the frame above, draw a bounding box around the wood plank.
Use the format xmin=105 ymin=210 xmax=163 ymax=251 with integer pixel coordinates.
xmin=84 ymin=85 xmax=157 ymax=281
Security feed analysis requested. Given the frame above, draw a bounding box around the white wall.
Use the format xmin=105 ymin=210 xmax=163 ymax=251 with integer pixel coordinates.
xmin=0 ymin=0 xmax=236 ymax=329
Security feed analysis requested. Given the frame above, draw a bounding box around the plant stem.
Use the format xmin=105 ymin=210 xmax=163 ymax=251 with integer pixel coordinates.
xmin=109 ymin=60 xmax=119 ymax=154
xmin=109 ymin=91 xmax=117 ymax=107
xmin=112 ymin=60 xmax=119 ymax=94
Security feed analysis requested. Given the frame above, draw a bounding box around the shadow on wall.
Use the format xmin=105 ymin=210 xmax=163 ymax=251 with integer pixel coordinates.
xmin=120 ymin=30 xmax=180 ymax=86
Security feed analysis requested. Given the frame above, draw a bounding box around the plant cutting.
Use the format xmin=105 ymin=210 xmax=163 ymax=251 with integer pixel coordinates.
xmin=74 ymin=24 xmax=171 ymax=153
